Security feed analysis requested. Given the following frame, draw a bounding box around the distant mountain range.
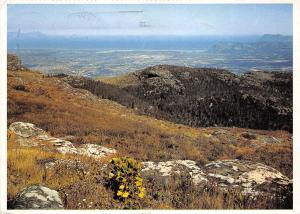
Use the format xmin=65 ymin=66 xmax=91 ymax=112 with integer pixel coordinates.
xmin=209 ymin=34 xmax=292 ymax=56
xmin=8 ymin=32 xmax=292 ymax=41
xmin=259 ymin=34 xmax=292 ymax=42
xmin=7 ymin=32 xmax=292 ymax=50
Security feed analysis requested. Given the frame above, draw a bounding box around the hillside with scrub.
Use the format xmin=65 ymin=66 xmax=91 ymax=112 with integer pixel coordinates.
xmin=7 ymin=54 xmax=293 ymax=209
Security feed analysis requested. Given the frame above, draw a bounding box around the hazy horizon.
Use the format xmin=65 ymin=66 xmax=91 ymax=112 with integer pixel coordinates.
xmin=7 ymin=4 xmax=293 ymax=75
xmin=7 ymin=32 xmax=293 ymax=37
xmin=8 ymin=4 xmax=293 ymax=36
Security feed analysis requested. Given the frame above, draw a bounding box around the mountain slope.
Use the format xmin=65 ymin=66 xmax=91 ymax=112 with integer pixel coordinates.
xmin=98 ymin=65 xmax=292 ymax=132
xmin=7 ymin=54 xmax=293 ymax=209
xmin=8 ymin=55 xmax=292 ymax=176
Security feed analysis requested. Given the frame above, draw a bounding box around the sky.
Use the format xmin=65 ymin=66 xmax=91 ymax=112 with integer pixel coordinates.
xmin=8 ymin=4 xmax=293 ymax=36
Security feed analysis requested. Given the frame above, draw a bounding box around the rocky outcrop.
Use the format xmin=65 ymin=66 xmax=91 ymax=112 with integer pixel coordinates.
xmin=204 ymin=160 xmax=290 ymax=195
xmin=9 ymin=122 xmax=46 ymax=138
xmin=134 ymin=66 xmax=185 ymax=95
xmin=8 ymin=122 xmax=116 ymax=158
xmin=77 ymin=144 xmax=116 ymax=158
xmin=9 ymin=122 xmax=48 ymax=146
xmin=142 ymin=159 xmax=291 ymax=197
xmin=142 ymin=160 xmax=208 ymax=185
xmin=51 ymin=139 xmax=78 ymax=154
xmin=11 ymin=185 xmax=63 ymax=209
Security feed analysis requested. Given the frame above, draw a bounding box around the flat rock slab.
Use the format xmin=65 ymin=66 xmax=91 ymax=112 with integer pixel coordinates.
xmin=142 ymin=159 xmax=291 ymax=197
xmin=12 ymin=185 xmax=63 ymax=209
xmin=142 ymin=160 xmax=208 ymax=184
xmin=205 ymin=159 xmax=290 ymax=195
xmin=9 ymin=122 xmax=116 ymax=158
xmin=77 ymin=144 xmax=116 ymax=158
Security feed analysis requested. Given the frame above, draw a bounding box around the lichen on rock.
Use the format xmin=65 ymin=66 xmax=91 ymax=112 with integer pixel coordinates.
xmin=8 ymin=122 xmax=116 ymax=158
xmin=142 ymin=159 xmax=291 ymax=197
xmin=142 ymin=160 xmax=208 ymax=185
xmin=12 ymin=185 xmax=63 ymax=209
xmin=77 ymin=144 xmax=116 ymax=159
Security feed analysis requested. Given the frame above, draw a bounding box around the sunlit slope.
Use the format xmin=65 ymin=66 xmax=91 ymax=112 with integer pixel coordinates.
xmin=97 ymin=74 xmax=139 ymax=89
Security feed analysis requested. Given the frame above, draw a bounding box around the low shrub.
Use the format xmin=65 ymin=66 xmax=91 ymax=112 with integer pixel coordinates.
xmin=13 ymin=84 xmax=29 ymax=92
xmin=105 ymin=157 xmax=145 ymax=209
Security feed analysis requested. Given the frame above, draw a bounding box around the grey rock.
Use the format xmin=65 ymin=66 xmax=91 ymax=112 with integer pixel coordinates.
xmin=135 ymin=66 xmax=185 ymax=95
xmin=9 ymin=122 xmax=47 ymax=139
xmin=142 ymin=159 xmax=291 ymax=197
xmin=142 ymin=160 xmax=208 ymax=185
xmin=205 ymin=159 xmax=290 ymax=195
xmin=9 ymin=122 xmax=116 ymax=158
xmin=77 ymin=144 xmax=116 ymax=159
xmin=12 ymin=185 xmax=63 ymax=209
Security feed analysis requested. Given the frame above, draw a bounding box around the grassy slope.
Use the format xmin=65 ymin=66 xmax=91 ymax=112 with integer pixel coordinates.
xmin=8 ymin=70 xmax=292 ymax=176
xmin=7 ymin=69 xmax=293 ymax=209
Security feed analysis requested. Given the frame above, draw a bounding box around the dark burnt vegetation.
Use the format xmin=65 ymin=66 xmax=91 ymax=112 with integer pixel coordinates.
xmin=60 ymin=75 xmax=163 ymax=116
xmin=62 ymin=65 xmax=292 ymax=132
xmin=13 ymin=84 xmax=29 ymax=92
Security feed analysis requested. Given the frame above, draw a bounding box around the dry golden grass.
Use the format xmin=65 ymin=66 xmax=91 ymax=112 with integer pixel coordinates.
xmin=7 ymin=134 xmax=119 ymax=209
xmin=7 ymin=126 xmax=116 ymax=204
xmin=97 ymin=73 xmax=139 ymax=89
xmin=8 ymin=147 xmax=64 ymax=198
xmin=7 ymin=121 xmax=292 ymax=209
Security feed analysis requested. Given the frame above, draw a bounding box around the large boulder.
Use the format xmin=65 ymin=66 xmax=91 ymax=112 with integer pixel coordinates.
xmin=12 ymin=185 xmax=63 ymax=209
xmin=9 ymin=122 xmax=46 ymax=138
xmin=50 ymin=138 xmax=78 ymax=154
xmin=8 ymin=122 xmax=48 ymax=146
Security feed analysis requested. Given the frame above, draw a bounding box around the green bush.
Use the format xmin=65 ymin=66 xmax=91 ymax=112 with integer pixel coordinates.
xmin=105 ymin=156 xmax=145 ymax=208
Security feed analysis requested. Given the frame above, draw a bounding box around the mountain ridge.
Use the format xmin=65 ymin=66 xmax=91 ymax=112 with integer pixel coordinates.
xmin=92 ymin=65 xmax=293 ymax=132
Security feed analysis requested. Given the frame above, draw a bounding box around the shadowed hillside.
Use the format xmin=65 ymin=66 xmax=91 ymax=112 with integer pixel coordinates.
xmin=88 ymin=65 xmax=292 ymax=132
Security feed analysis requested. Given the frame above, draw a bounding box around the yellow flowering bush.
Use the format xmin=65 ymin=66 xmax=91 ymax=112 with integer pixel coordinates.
xmin=105 ymin=156 xmax=145 ymax=208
